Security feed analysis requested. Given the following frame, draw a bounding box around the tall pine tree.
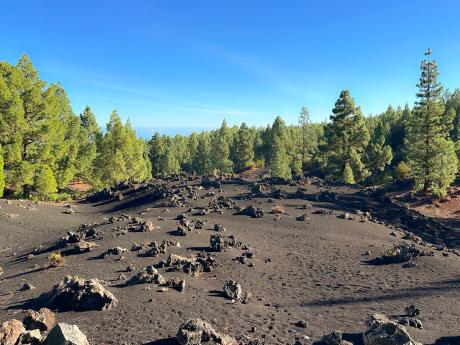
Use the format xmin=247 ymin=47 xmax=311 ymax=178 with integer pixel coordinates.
xmin=406 ymin=49 xmax=457 ymax=196
xmin=211 ymin=120 xmax=233 ymax=173
xmin=233 ymin=123 xmax=254 ymax=171
xmin=320 ymin=90 xmax=370 ymax=183
xmin=75 ymin=106 xmax=100 ymax=183
xmin=269 ymin=136 xmax=291 ymax=179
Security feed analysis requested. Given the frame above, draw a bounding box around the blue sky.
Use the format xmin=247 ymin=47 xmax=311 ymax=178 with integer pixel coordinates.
xmin=1 ymin=1 xmax=460 ymax=136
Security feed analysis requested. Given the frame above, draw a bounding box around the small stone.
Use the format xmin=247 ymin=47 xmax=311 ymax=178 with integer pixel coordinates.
xmin=20 ymin=282 xmax=36 ymax=291
xmin=320 ymin=330 xmax=342 ymax=345
xmin=404 ymin=305 xmax=420 ymax=317
xmin=295 ymin=320 xmax=308 ymax=328
xmin=223 ymin=280 xmax=243 ymax=301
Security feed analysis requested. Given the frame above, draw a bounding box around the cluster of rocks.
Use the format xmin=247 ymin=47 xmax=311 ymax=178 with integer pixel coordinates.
xmin=125 ymin=265 xmax=186 ymax=292
xmin=36 ymin=276 xmax=118 ymax=312
xmin=210 ymin=234 xmax=247 ymax=252
xmin=222 ymin=280 xmax=251 ymax=303
xmin=128 ymin=265 xmax=166 ymax=285
xmin=174 ymin=214 xmax=208 ymax=234
xmin=126 ymin=217 xmax=157 ymax=232
xmin=176 ymin=318 xmax=236 ymax=345
xmin=315 ymin=312 xmax=421 ymax=345
xmin=0 ymin=308 xmax=89 ymax=345
xmin=213 ymin=224 xmax=226 ymax=232
xmin=200 ymin=177 xmax=221 ymax=189
xmin=73 ymin=241 xmax=99 ymax=254
xmin=250 ymin=183 xmax=274 ymax=198
xmin=158 ymin=253 xmax=220 ymax=277
xmin=100 ymin=246 xmax=128 ymax=258
xmin=362 ymin=313 xmax=421 ymax=345
xmin=249 ymin=182 xmax=292 ymax=200
xmin=377 ymin=243 xmax=433 ymax=265
xmin=58 ymin=227 xmax=103 ymax=249
xmin=236 ymin=205 xmax=264 ymax=218
xmin=137 ymin=240 xmax=181 ymax=257
xmin=208 ymin=196 xmax=238 ymax=213
xmin=235 ymin=249 xmax=255 ymax=266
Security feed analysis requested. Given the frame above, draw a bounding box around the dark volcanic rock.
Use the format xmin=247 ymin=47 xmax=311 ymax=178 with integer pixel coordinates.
xmin=23 ymin=308 xmax=56 ymax=332
xmin=42 ymin=323 xmax=89 ymax=345
xmin=37 ymin=276 xmax=118 ymax=312
xmin=176 ymin=318 xmax=236 ymax=345
xmin=236 ymin=205 xmax=264 ymax=218
xmin=362 ymin=313 xmax=420 ymax=345
xmin=128 ymin=266 xmax=166 ymax=285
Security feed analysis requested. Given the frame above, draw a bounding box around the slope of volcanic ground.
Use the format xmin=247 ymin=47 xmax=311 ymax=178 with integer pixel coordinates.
xmin=0 ymin=177 xmax=459 ymax=344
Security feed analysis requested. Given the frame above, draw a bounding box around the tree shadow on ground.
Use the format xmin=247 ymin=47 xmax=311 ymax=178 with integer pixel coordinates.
xmin=429 ymin=336 xmax=460 ymax=345
xmin=186 ymin=246 xmax=213 ymax=253
xmin=342 ymin=333 xmax=364 ymax=345
xmin=302 ymin=276 xmax=460 ymax=307
xmin=0 ymin=266 xmax=46 ymax=282
xmin=142 ymin=338 xmax=178 ymax=345
xmin=302 ymin=189 xmax=460 ymax=249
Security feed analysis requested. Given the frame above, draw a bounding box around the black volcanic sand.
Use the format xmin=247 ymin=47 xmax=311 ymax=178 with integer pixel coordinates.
xmin=0 ymin=178 xmax=459 ymax=345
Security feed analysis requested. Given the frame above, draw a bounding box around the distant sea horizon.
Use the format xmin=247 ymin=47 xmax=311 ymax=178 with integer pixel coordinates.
xmin=133 ymin=126 xmax=213 ymax=139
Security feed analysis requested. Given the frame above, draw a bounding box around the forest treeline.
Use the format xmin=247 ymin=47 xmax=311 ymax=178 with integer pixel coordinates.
xmin=0 ymin=52 xmax=459 ymax=200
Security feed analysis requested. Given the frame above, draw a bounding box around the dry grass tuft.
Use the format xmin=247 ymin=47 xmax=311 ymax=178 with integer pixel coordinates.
xmin=271 ymin=204 xmax=286 ymax=214
xmin=48 ymin=251 xmax=65 ymax=268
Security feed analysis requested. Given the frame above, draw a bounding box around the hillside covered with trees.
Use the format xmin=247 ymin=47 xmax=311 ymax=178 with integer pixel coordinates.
xmin=0 ymin=51 xmax=459 ymax=200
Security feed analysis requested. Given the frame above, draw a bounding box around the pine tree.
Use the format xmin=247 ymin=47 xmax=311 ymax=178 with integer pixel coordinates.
xmin=364 ymin=122 xmax=393 ymax=182
xmin=76 ymin=106 xmax=100 ymax=183
xmin=49 ymin=84 xmax=80 ymax=189
xmin=0 ymin=62 xmax=25 ymax=194
xmin=0 ymin=145 xmax=5 ymax=197
xmin=291 ymin=153 xmax=303 ymax=177
xmin=265 ymin=116 xmax=292 ymax=171
xmin=3 ymin=55 xmax=49 ymax=196
xmin=342 ymin=163 xmax=355 ymax=184
xmin=149 ymin=133 xmax=166 ymax=177
xmin=395 ymin=161 xmax=411 ymax=180
xmin=269 ymin=136 xmax=291 ymax=179
xmin=160 ymin=144 xmax=180 ymax=176
xmin=298 ymin=106 xmax=311 ymax=163
xmin=320 ymin=90 xmax=370 ymax=182
xmin=124 ymin=120 xmax=150 ymax=181
xmin=406 ymin=49 xmax=458 ymax=196
xmin=444 ymin=89 xmax=460 ymax=170
xmin=34 ymin=164 xmax=58 ymax=199
xmin=429 ymin=138 xmax=458 ymax=196
xmin=233 ymin=123 xmax=254 ymax=171
xmin=95 ymin=111 xmax=129 ymax=186
xmin=211 ymin=120 xmax=233 ymax=173
xmin=193 ymin=134 xmax=212 ymax=175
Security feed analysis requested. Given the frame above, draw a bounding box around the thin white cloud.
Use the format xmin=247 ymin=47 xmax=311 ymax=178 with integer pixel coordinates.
xmin=198 ymin=43 xmax=325 ymax=100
